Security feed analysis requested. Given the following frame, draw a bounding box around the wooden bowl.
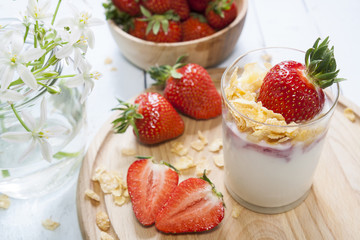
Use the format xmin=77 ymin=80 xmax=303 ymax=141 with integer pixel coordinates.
xmin=108 ymin=0 xmax=248 ymax=70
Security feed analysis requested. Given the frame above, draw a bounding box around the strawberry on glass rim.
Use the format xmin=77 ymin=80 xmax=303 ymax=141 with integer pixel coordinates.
xmin=258 ymin=37 xmax=345 ymax=123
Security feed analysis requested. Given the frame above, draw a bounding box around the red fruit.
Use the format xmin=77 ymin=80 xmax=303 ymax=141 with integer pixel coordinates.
xmin=128 ymin=18 xmax=147 ymax=39
xmin=149 ymin=60 xmax=222 ymax=119
xmin=206 ymin=0 xmax=237 ymax=30
xmin=141 ymin=0 xmax=171 ymax=14
xmin=112 ymin=0 xmax=140 ymax=16
xmin=155 ymin=174 xmax=225 ymax=233
xmin=181 ymin=15 xmax=215 ymax=41
xmin=112 ymin=92 xmax=184 ymax=144
xmin=188 ymin=0 xmax=210 ymax=13
xmin=127 ymin=158 xmax=179 ymax=226
xmin=145 ymin=20 xmax=182 ymax=43
xmin=170 ymin=0 xmax=190 ymax=21
xmin=258 ymin=37 xmax=344 ymax=123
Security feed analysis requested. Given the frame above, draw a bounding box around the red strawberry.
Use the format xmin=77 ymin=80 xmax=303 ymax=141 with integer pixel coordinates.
xmin=206 ymin=0 xmax=237 ymax=30
xmin=181 ymin=13 xmax=215 ymax=41
xmin=188 ymin=0 xmax=210 ymax=13
xmin=170 ymin=0 xmax=190 ymax=21
xmin=149 ymin=58 xmax=222 ymax=119
xmin=141 ymin=0 xmax=171 ymax=14
xmin=127 ymin=158 xmax=179 ymax=226
xmin=112 ymin=0 xmax=140 ymax=16
xmin=112 ymin=92 xmax=184 ymax=144
xmin=128 ymin=18 xmax=148 ymax=39
xmin=258 ymin=37 xmax=344 ymax=123
xmin=140 ymin=6 xmax=182 ymax=43
xmin=155 ymin=172 xmax=225 ymax=233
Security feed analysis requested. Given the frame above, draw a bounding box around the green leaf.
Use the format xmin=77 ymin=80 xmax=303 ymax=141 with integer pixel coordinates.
xmin=2 ymin=170 xmax=10 ymax=178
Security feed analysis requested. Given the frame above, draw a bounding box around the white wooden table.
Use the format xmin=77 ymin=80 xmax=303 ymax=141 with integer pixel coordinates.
xmin=0 ymin=0 xmax=359 ymax=239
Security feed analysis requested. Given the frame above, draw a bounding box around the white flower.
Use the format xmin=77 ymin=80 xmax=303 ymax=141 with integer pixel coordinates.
xmin=27 ymin=0 xmax=52 ymax=21
xmin=0 ymin=98 xmax=69 ymax=162
xmin=0 ymin=32 xmax=45 ymax=90
xmin=55 ymin=31 xmax=88 ymax=70
xmin=56 ymin=4 xmax=103 ymax=49
xmin=0 ymin=89 xmax=24 ymax=102
xmin=65 ymin=61 xmax=101 ymax=103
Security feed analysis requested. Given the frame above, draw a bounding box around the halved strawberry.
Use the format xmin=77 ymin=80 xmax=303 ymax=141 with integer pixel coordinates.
xmin=155 ymin=172 xmax=225 ymax=233
xmin=127 ymin=158 xmax=179 ymax=226
xmin=112 ymin=92 xmax=184 ymax=144
xmin=258 ymin=37 xmax=345 ymax=123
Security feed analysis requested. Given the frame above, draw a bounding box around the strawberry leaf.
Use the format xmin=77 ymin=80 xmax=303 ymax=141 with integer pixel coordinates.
xmin=161 ymin=19 xmax=169 ymax=33
xmin=153 ymin=21 xmax=161 ymax=35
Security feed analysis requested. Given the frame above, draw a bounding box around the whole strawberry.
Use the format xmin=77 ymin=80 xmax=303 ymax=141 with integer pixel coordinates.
xmin=112 ymin=0 xmax=140 ymax=16
xmin=127 ymin=158 xmax=179 ymax=226
xmin=112 ymin=92 xmax=184 ymax=144
xmin=258 ymin=37 xmax=344 ymax=123
xmin=141 ymin=6 xmax=182 ymax=43
xmin=155 ymin=172 xmax=225 ymax=233
xmin=149 ymin=58 xmax=222 ymax=119
xmin=181 ymin=13 xmax=215 ymax=41
xmin=128 ymin=18 xmax=148 ymax=39
xmin=170 ymin=0 xmax=190 ymax=21
xmin=188 ymin=0 xmax=210 ymax=13
xmin=206 ymin=0 xmax=237 ymax=30
xmin=141 ymin=0 xmax=171 ymax=14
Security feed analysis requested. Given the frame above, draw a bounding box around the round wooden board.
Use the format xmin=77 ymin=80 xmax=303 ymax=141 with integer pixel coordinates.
xmin=77 ymin=68 xmax=360 ymax=240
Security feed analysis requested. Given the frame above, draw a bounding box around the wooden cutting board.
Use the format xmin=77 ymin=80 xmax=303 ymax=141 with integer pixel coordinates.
xmin=77 ymin=68 xmax=360 ymax=240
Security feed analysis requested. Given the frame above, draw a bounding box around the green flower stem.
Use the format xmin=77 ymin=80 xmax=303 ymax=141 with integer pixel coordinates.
xmin=11 ymin=104 xmax=31 ymax=132
xmin=34 ymin=21 xmax=39 ymax=48
xmin=24 ymin=25 xmax=29 ymax=43
xmin=2 ymin=170 xmax=10 ymax=178
xmin=52 ymin=0 xmax=62 ymax=25
xmin=36 ymin=74 xmax=75 ymax=81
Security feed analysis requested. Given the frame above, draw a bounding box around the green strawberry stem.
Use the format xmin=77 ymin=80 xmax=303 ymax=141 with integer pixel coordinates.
xmin=140 ymin=6 xmax=180 ymax=35
xmin=160 ymin=160 xmax=180 ymax=174
xmin=305 ymin=36 xmax=346 ymax=89
xmin=148 ymin=55 xmax=187 ymax=87
xmin=207 ymin=0 xmax=234 ymax=18
xmin=200 ymin=170 xmax=225 ymax=207
xmin=111 ymin=99 xmax=144 ymax=137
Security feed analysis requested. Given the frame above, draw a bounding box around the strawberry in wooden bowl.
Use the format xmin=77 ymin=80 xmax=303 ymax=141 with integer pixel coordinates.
xmin=103 ymin=0 xmax=248 ymax=70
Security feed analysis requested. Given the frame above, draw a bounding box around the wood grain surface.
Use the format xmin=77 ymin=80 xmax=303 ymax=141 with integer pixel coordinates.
xmin=77 ymin=68 xmax=360 ymax=240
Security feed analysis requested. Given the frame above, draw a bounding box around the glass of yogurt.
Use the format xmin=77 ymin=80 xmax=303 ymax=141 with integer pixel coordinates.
xmin=221 ymin=47 xmax=339 ymax=214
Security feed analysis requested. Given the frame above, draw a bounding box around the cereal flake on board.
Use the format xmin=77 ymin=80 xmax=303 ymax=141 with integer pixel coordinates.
xmin=195 ymin=157 xmax=211 ymax=177
xmin=100 ymin=231 xmax=114 ymax=240
xmin=191 ymin=139 xmax=206 ymax=151
xmin=171 ymin=142 xmax=188 ymax=156
xmin=208 ymin=138 xmax=223 ymax=152
xmin=174 ymin=156 xmax=196 ymax=170
xmin=85 ymin=189 xmax=100 ymax=202
xmin=344 ymin=108 xmax=356 ymax=122
xmin=213 ymin=155 xmax=224 ymax=168
xmin=96 ymin=211 xmax=110 ymax=231
xmin=121 ymin=148 xmax=136 ymax=156
xmin=232 ymin=204 xmax=242 ymax=218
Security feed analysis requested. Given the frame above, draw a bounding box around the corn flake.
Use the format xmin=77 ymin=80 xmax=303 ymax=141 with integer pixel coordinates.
xmin=198 ymin=130 xmax=208 ymax=145
xmin=191 ymin=139 xmax=206 ymax=151
xmin=104 ymin=57 xmax=113 ymax=65
xmin=195 ymin=158 xmax=211 ymax=177
xmin=96 ymin=211 xmax=110 ymax=231
xmin=121 ymin=148 xmax=136 ymax=156
xmin=85 ymin=189 xmax=100 ymax=202
xmin=92 ymin=166 xmax=107 ymax=181
xmin=0 ymin=194 xmax=10 ymax=209
xmin=171 ymin=142 xmax=188 ymax=156
xmin=213 ymin=155 xmax=224 ymax=168
xmin=174 ymin=156 xmax=196 ymax=170
xmin=42 ymin=219 xmax=60 ymax=231
xmin=208 ymin=138 xmax=223 ymax=152
xmin=101 ymin=231 xmax=114 ymax=240
xmin=232 ymin=205 xmax=242 ymax=218
xmin=344 ymin=108 xmax=356 ymax=122
xmin=113 ymin=195 xmax=127 ymax=206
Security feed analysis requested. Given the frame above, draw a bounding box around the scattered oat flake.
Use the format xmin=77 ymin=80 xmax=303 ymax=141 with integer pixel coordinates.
xmin=110 ymin=67 xmax=117 ymax=71
xmin=96 ymin=211 xmax=110 ymax=231
xmin=104 ymin=57 xmax=113 ymax=65
xmin=208 ymin=138 xmax=223 ymax=152
xmin=191 ymin=139 xmax=206 ymax=151
xmin=42 ymin=219 xmax=60 ymax=231
xmin=198 ymin=130 xmax=208 ymax=145
xmin=232 ymin=205 xmax=242 ymax=218
xmin=344 ymin=108 xmax=356 ymax=122
xmin=85 ymin=189 xmax=100 ymax=202
xmin=174 ymin=156 xmax=196 ymax=170
xmin=213 ymin=155 xmax=224 ymax=168
xmin=121 ymin=147 xmax=136 ymax=156
xmin=171 ymin=142 xmax=188 ymax=156
xmin=195 ymin=158 xmax=211 ymax=177
xmin=100 ymin=231 xmax=114 ymax=240
xmin=0 ymin=194 xmax=10 ymax=209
